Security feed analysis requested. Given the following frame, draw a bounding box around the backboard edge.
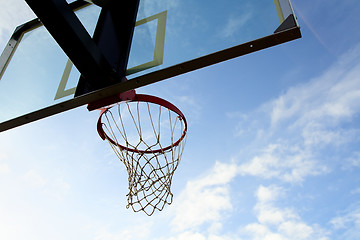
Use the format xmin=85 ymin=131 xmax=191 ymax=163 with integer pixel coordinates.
xmin=0 ymin=26 xmax=301 ymax=132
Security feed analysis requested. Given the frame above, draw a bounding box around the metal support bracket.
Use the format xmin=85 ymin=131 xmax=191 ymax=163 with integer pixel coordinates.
xmin=75 ymin=0 xmax=140 ymax=96
xmin=24 ymin=0 xmax=139 ymax=96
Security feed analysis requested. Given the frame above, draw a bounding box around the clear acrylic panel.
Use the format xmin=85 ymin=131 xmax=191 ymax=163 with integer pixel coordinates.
xmin=0 ymin=0 xmax=299 ymax=129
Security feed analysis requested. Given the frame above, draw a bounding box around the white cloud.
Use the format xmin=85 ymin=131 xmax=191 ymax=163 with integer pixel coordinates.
xmin=167 ymin=231 xmax=238 ymax=240
xmin=256 ymin=185 xmax=282 ymax=203
xmin=168 ymin=231 xmax=206 ymax=240
xmin=80 ymin=168 xmax=243 ymax=240
xmin=255 ymin=185 xmax=297 ymax=226
xmin=0 ymin=0 xmax=35 ymax=46
xmin=0 ymin=163 xmax=11 ymax=175
xmin=344 ymin=151 xmax=360 ymax=169
xmin=269 ymin=44 xmax=360 ymax=129
xmin=302 ymin=124 xmax=359 ymax=147
xmin=239 ymin=185 xmax=330 ymax=240
xmin=221 ymin=13 xmax=252 ymax=38
xmin=232 ymin=44 xmax=360 ymax=183
xmin=350 ymin=188 xmax=360 ymax=195
xmin=175 ymin=95 xmax=202 ymax=121
xmin=51 ymin=177 xmax=71 ymax=200
xmin=171 ymin=161 xmax=238 ymax=232
xmin=0 ymin=222 xmax=20 ymax=240
xmin=93 ymin=223 xmax=153 ymax=240
xmin=330 ymin=203 xmax=360 ymax=239
xmin=238 ymin=143 xmax=328 ymax=183
xmin=243 ymin=224 xmax=286 ymax=240
xmin=142 ymin=0 xmax=179 ymax=19
xmin=22 ymin=169 xmax=47 ymax=187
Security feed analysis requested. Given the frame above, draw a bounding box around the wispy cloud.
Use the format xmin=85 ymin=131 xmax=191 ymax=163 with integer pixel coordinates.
xmin=330 ymin=203 xmax=360 ymax=239
xmin=87 ymin=161 xmax=240 ymax=240
xmin=168 ymin=231 xmax=206 ymax=240
xmin=343 ymin=151 xmax=360 ymax=169
xmin=239 ymin=185 xmax=330 ymax=240
xmin=171 ymin=161 xmax=238 ymax=232
xmin=141 ymin=0 xmax=179 ymax=19
xmin=22 ymin=169 xmax=47 ymax=187
xmin=0 ymin=163 xmax=11 ymax=175
xmin=175 ymin=95 xmax=202 ymax=121
xmin=0 ymin=0 xmax=35 ymax=47
xmin=93 ymin=223 xmax=153 ymax=240
xmin=230 ymin=43 xmax=360 ymax=183
xmin=269 ymin=44 xmax=360 ymax=128
xmin=52 ymin=177 xmax=71 ymax=200
xmin=238 ymin=143 xmax=329 ymax=183
xmin=220 ymin=12 xmax=252 ymax=38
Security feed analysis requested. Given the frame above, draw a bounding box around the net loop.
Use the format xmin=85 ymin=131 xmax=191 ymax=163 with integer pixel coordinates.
xmin=97 ymin=94 xmax=187 ymax=216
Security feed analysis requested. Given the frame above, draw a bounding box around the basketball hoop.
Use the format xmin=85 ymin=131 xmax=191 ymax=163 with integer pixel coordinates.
xmin=90 ymin=92 xmax=187 ymax=216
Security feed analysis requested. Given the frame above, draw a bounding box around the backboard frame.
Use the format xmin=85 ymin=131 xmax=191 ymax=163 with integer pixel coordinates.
xmin=0 ymin=0 xmax=301 ymax=132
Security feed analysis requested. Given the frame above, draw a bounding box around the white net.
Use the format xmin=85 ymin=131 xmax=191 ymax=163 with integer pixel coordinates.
xmin=98 ymin=98 xmax=187 ymax=216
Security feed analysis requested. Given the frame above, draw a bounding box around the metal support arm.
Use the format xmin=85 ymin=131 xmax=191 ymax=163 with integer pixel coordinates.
xmin=24 ymin=0 xmax=116 ymax=92
xmin=75 ymin=0 xmax=140 ymax=96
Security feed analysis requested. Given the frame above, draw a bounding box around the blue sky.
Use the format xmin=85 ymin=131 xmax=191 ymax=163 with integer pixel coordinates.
xmin=1 ymin=0 xmax=360 ymax=239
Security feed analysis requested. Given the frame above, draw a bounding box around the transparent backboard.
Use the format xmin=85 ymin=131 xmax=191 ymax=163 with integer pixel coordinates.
xmin=0 ymin=0 xmax=301 ymax=131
